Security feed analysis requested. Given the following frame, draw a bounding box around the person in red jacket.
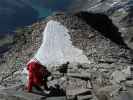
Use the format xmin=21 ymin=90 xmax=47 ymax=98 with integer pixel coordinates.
xmin=27 ymin=58 xmax=50 ymax=94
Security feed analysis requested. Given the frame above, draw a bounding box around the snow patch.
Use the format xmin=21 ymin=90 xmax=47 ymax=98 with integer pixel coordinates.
xmin=21 ymin=67 xmax=28 ymax=85
xmin=34 ymin=20 xmax=89 ymax=66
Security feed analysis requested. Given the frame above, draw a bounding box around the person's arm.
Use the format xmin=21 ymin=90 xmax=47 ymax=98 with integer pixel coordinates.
xmin=27 ymin=64 xmax=34 ymax=92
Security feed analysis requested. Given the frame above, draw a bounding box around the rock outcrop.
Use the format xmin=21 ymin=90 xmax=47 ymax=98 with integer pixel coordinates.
xmin=69 ymin=0 xmax=133 ymax=49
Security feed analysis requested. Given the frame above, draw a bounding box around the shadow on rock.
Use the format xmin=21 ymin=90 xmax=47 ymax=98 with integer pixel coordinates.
xmin=49 ymin=84 xmax=66 ymax=97
xmin=75 ymin=11 xmax=129 ymax=49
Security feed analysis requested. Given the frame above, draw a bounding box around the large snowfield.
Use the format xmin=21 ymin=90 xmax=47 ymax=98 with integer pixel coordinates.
xmin=35 ymin=20 xmax=89 ymax=66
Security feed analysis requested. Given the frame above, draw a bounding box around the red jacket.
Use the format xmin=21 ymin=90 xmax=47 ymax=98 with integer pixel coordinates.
xmin=27 ymin=61 xmax=45 ymax=92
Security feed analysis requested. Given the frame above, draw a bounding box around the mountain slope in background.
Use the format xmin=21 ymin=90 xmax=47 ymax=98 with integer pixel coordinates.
xmin=0 ymin=0 xmax=38 ymax=33
xmin=0 ymin=0 xmax=74 ymax=33
xmin=69 ymin=0 xmax=133 ymax=49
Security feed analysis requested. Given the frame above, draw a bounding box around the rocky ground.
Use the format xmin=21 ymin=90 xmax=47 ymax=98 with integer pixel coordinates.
xmin=0 ymin=1 xmax=133 ymax=99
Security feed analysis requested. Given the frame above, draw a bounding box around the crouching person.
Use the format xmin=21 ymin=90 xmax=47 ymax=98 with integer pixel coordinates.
xmin=27 ymin=58 xmax=50 ymax=94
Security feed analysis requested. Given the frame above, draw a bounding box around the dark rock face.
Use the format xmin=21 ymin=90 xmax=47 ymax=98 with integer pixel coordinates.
xmin=70 ymin=0 xmax=133 ymax=49
xmin=75 ymin=12 xmax=127 ymax=48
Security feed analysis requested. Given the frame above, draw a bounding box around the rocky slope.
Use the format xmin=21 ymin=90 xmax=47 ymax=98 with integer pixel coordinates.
xmin=68 ymin=0 xmax=133 ymax=50
xmin=1 ymin=1 xmax=133 ymax=99
xmin=0 ymin=11 xmax=133 ymax=100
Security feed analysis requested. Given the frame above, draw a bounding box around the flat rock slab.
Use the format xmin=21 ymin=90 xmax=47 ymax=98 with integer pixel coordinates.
xmin=66 ymin=88 xmax=91 ymax=96
xmin=125 ymin=80 xmax=133 ymax=87
xmin=0 ymin=89 xmax=44 ymax=100
xmin=45 ymin=96 xmax=66 ymax=100
xmin=67 ymin=73 xmax=91 ymax=80
xmin=14 ymin=91 xmax=44 ymax=100
xmin=77 ymin=95 xmax=93 ymax=100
